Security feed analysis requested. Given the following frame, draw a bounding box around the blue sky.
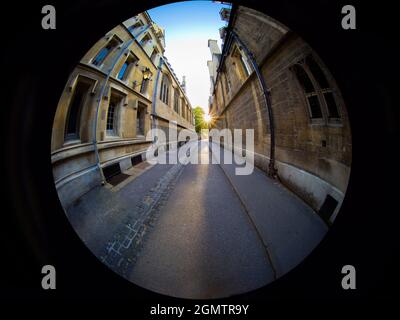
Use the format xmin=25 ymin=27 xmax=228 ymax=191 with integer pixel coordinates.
xmin=148 ymin=1 xmax=231 ymax=110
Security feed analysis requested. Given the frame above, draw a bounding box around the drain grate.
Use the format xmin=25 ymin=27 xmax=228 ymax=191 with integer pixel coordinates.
xmin=107 ymin=173 xmax=130 ymax=186
xmin=103 ymin=162 xmax=122 ymax=181
xmin=318 ymin=194 xmax=338 ymax=222
xmin=131 ymin=154 xmax=143 ymax=167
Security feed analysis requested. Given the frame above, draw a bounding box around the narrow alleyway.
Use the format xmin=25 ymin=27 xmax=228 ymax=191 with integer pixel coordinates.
xmin=67 ymin=140 xmax=327 ymax=299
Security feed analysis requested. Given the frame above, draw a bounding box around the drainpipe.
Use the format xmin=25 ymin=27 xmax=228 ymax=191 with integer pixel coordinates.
xmin=230 ymin=30 xmax=277 ymax=178
xmin=92 ymin=25 xmax=150 ymax=184
xmin=151 ymin=57 xmax=164 ymax=117
xmin=150 ymin=56 xmax=164 ymax=144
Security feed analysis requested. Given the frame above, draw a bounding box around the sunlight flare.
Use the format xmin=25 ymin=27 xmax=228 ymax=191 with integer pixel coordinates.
xmin=204 ymin=113 xmax=212 ymax=124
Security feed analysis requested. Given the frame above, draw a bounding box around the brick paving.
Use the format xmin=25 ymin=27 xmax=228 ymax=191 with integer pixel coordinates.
xmin=99 ymin=162 xmax=184 ymax=277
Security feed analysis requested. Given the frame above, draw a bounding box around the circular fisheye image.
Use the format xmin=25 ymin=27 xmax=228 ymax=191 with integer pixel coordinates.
xmin=51 ymin=1 xmax=352 ymax=299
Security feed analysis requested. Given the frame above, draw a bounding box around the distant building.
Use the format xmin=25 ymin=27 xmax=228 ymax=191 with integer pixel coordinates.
xmin=207 ymin=39 xmax=221 ymax=95
xmin=52 ymin=12 xmax=194 ymax=209
xmin=207 ymin=5 xmax=352 ymax=223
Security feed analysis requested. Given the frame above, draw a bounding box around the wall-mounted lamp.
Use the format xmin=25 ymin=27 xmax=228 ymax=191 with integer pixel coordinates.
xmin=142 ymin=67 xmax=153 ymax=81
xmin=133 ymin=67 xmax=153 ymax=88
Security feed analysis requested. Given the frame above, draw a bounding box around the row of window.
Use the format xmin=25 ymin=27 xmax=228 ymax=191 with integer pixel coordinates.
xmin=90 ymin=31 xmax=159 ymax=90
xmin=213 ymin=43 xmax=341 ymax=125
xmin=65 ymin=73 xmax=192 ymax=144
xmin=211 ymin=45 xmax=251 ymax=112
xmin=63 ymin=24 xmax=192 ymax=144
xmin=106 ymin=93 xmax=147 ymax=137
xmin=65 ymin=79 xmax=147 ymax=142
xmin=159 ymin=74 xmax=193 ymax=124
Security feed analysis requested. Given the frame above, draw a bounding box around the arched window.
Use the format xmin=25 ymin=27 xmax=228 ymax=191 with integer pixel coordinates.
xmin=292 ymin=55 xmax=341 ymax=121
xmin=305 ymin=55 xmax=340 ymax=119
xmin=174 ymin=88 xmax=180 ymax=113
xmin=159 ymin=74 xmax=170 ymax=105
xmin=292 ymin=63 xmax=323 ymax=119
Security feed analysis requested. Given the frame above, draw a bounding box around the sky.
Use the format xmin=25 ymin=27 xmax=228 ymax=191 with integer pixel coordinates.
xmin=147 ymin=1 xmax=230 ymax=112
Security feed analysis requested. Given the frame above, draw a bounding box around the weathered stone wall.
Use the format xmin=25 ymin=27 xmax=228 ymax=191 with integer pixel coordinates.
xmin=233 ymin=6 xmax=289 ymax=65
xmin=52 ymin=12 xmax=194 ymax=209
xmin=153 ymin=62 xmax=194 ymax=130
xmin=210 ymin=6 xmax=352 ymax=220
xmin=261 ymin=35 xmax=352 ymax=192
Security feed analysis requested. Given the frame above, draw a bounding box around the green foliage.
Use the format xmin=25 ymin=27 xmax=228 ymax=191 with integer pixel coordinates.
xmin=193 ymin=106 xmax=208 ymax=133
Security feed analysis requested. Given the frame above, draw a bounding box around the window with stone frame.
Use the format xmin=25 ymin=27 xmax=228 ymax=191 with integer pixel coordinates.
xmin=182 ymin=103 xmax=186 ymax=120
xmin=92 ymin=36 xmax=121 ymax=67
xmin=292 ymin=54 xmax=341 ymax=123
xmin=292 ymin=63 xmax=323 ymax=119
xmin=223 ymin=69 xmax=232 ymax=94
xmin=117 ymin=53 xmax=138 ymax=81
xmin=186 ymin=105 xmax=189 ymax=121
xmin=174 ymin=88 xmax=180 ymax=113
xmin=106 ymin=93 xmax=123 ymax=136
xmin=140 ymin=78 xmax=149 ymax=95
xmin=128 ymin=20 xmax=144 ymax=34
xmin=232 ymin=45 xmax=252 ymax=79
xmin=305 ymin=55 xmax=341 ymax=119
xmin=140 ymin=33 xmax=152 ymax=47
xmin=150 ymin=48 xmax=159 ymax=65
xmin=65 ymin=80 xmax=91 ymax=141
xmin=217 ymin=83 xmax=225 ymax=108
xmin=136 ymin=102 xmax=147 ymax=136
xmin=180 ymin=97 xmax=184 ymax=116
xmin=159 ymin=74 xmax=170 ymax=105
xmin=240 ymin=55 xmax=251 ymax=76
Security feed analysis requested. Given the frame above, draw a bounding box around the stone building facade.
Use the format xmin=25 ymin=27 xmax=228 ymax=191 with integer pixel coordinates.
xmin=208 ymin=5 xmax=352 ymax=223
xmin=52 ymin=12 xmax=194 ymax=209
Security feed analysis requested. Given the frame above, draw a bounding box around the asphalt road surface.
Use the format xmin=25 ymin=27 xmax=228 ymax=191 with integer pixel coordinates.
xmin=67 ymin=140 xmax=327 ymax=299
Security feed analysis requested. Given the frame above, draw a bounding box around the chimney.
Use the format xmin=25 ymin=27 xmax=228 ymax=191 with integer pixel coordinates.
xmin=181 ymin=75 xmax=186 ymax=93
xmin=219 ymin=8 xmax=231 ymax=22
xmin=208 ymin=39 xmax=221 ymax=55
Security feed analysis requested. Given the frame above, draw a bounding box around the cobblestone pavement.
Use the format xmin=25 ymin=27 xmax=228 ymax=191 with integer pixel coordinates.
xmin=67 ymin=147 xmax=199 ymax=278
xmin=99 ymin=162 xmax=184 ymax=277
xmin=67 ymin=157 xmax=177 ymax=264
